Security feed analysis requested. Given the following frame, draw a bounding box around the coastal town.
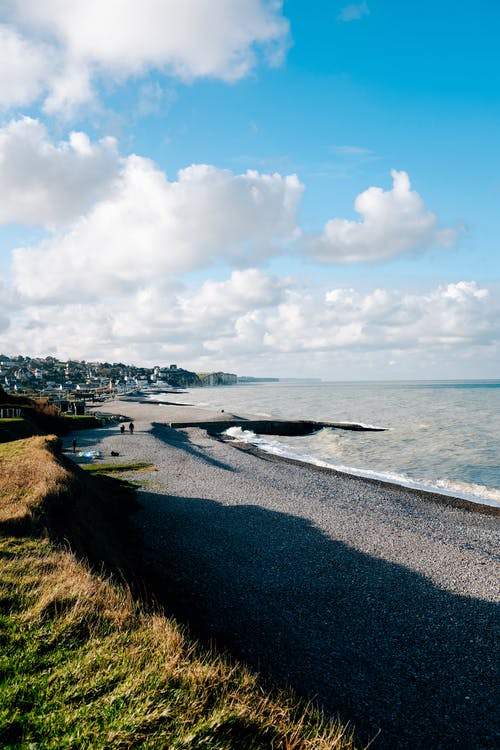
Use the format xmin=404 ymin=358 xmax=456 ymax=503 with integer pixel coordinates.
xmin=0 ymin=353 xmax=238 ymax=399
xmin=0 ymin=353 xmax=277 ymax=403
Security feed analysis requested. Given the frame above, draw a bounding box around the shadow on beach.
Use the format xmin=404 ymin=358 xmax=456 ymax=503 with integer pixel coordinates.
xmin=62 ymin=426 xmax=126 ymax=461
xmin=137 ymin=491 xmax=499 ymax=750
xmin=151 ymin=423 xmax=237 ymax=472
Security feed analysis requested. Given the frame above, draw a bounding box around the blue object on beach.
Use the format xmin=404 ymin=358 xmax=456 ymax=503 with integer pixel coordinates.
xmin=80 ymin=450 xmax=102 ymax=460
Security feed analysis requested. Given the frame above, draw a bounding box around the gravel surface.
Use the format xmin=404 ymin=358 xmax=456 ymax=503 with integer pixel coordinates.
xmin=70 ymin=401 xmax=500 ymax=749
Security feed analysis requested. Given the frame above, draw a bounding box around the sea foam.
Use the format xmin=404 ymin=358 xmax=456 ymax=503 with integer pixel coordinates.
xmin=224 ymin=426 xmax=500 ymax=508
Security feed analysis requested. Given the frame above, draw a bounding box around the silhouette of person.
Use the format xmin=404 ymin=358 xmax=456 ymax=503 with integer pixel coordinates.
xmin=120 ymin=423 xmax=125 ymax=434
xmin=129 ymin=422 xmax=134 ymax=434
xmin=72 ymin=438 xmax=77 ymax=453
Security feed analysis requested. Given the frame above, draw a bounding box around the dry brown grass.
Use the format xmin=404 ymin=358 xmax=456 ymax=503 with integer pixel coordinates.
xmin=0 ymin=435 xmax=359 ymax=749
xmin=0 ymin=435 xmax=71 ymax=526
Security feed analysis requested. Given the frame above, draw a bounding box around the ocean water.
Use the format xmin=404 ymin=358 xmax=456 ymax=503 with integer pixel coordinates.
xmin=156 ymin=381 xmax=500 ymax=507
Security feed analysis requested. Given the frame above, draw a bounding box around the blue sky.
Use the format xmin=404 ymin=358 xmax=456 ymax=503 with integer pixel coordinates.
xmin=0 ymin=1 xmax=498 ymax=379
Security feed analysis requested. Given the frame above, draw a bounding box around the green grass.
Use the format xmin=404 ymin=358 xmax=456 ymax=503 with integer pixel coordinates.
xmin=0 ymin=437 xmax=359 ymax=750
xmin=81 ymin=461 xmax=156 ymax=475
xmin=1 ymin=532 xmax=354 ymax=749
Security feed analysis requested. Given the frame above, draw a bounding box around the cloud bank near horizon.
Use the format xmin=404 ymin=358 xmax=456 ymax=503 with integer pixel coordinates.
xmin=1 ymin=267 xmax=496 ymax=378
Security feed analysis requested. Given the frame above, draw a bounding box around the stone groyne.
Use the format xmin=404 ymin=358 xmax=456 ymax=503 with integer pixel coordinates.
xmin=167 ymin=418 xmax=385 ymax=436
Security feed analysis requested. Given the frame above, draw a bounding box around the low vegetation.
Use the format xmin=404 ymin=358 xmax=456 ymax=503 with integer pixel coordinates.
xmin=81 ymin=461 xmax=156 ymax=475
xmin=0 ymin=387 xmax=104 ymax=440
xmin=0 ymin=436 xmax=358 ymax=749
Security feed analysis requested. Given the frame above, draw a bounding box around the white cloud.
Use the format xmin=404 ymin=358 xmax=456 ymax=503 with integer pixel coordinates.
xmin=307 ymin=170 xmax=457 ymax=263
xmin=42 ymin=62 xmax=94 ymax=116
xmin=338 ymin=2 xmax=370 ymax=22
xmin=196 ymin=279 xmax=497 ymax=360
xmin=321 ymin=281 xmax=493 ymax=348
xmin=0 ymin=0 xmax=290 ymax=113
xmin=0 ymin=274 xmax=497 ymax=375
xmin=181 ymin=268 xmax=286 ymax=320
xmin=0 ymin=277 xmax=14 ymax=333
xmin=110 ymin=269 xmax=285 ymax=344
xmin=0 ymin=117 xmax=119 ymax=226
xmin=12 ymin=157 xmax=303 ymax=302
xmin=0 ymin=24 xmax=53 ymax=108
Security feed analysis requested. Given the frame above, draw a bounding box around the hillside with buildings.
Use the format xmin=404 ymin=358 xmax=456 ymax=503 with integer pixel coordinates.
xmin=0 ymin=354 xmax=239 ymax=401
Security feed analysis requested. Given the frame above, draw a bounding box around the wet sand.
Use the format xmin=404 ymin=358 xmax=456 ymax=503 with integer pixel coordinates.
xmin=72 ymin=399 xmax=500 ymax=749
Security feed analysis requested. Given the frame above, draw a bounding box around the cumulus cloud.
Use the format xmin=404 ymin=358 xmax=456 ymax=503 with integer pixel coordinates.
xmin=110 ymin=269 xmax=285 ymax=343
xmin=180 ymin=268 xmax=286 ymax=320
xmin=203 ymin=280 xmax=496 ymax=377
xmin=322 ymin=281 xmax=492 ymax=348
xmin=0 ymin=274 xmax=497 ymax=374
xmin=0 ymin=25 xmax=54 ymax=108
xmin=199 ymin=280 xmax=496 ymax=359
xmin=307 ymin=170 xmax=457 ymax=263
xmin=0 ymin=117 xmax=119 ymax=226
xmin=0 ymin=0 xmax=289 ymax=113
xmin=0 ymin=277 xmax=15 ymax=333
xmin=12 ymin=157 xmax=303 ymax=301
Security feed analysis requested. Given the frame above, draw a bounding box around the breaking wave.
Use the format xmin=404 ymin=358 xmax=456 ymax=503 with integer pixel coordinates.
xmin=224 ymin=426 xmax=500 ymax=508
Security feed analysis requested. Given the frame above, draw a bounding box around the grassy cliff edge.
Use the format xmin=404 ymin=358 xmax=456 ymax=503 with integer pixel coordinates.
xmin=0 ymin=436 xmax=358 ymax=749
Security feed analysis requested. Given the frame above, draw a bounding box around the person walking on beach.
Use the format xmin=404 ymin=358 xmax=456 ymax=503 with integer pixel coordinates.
xmin=129 ymin=421 xmax=134 ymax=434
xmin=72 ymin=438 xmax=77 ymax=454
xmin=120 ymin=423 xmax=125 ymax=434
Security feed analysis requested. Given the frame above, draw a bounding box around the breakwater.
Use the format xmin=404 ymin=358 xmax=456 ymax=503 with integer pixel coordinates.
xmin=167 ymin=418 xmax=385 ymax=436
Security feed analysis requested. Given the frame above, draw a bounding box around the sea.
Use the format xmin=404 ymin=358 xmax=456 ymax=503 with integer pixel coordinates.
xmin=154 ymin=380 xmax=500 ymax=508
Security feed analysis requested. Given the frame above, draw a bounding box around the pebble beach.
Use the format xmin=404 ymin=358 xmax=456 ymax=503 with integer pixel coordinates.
xmin=70 ymin=399 xmax=499 ymax=749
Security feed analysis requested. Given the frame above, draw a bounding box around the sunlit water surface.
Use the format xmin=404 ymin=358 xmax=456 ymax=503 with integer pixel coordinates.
xmin=155 ymin=381 xmax=500 ymax=507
